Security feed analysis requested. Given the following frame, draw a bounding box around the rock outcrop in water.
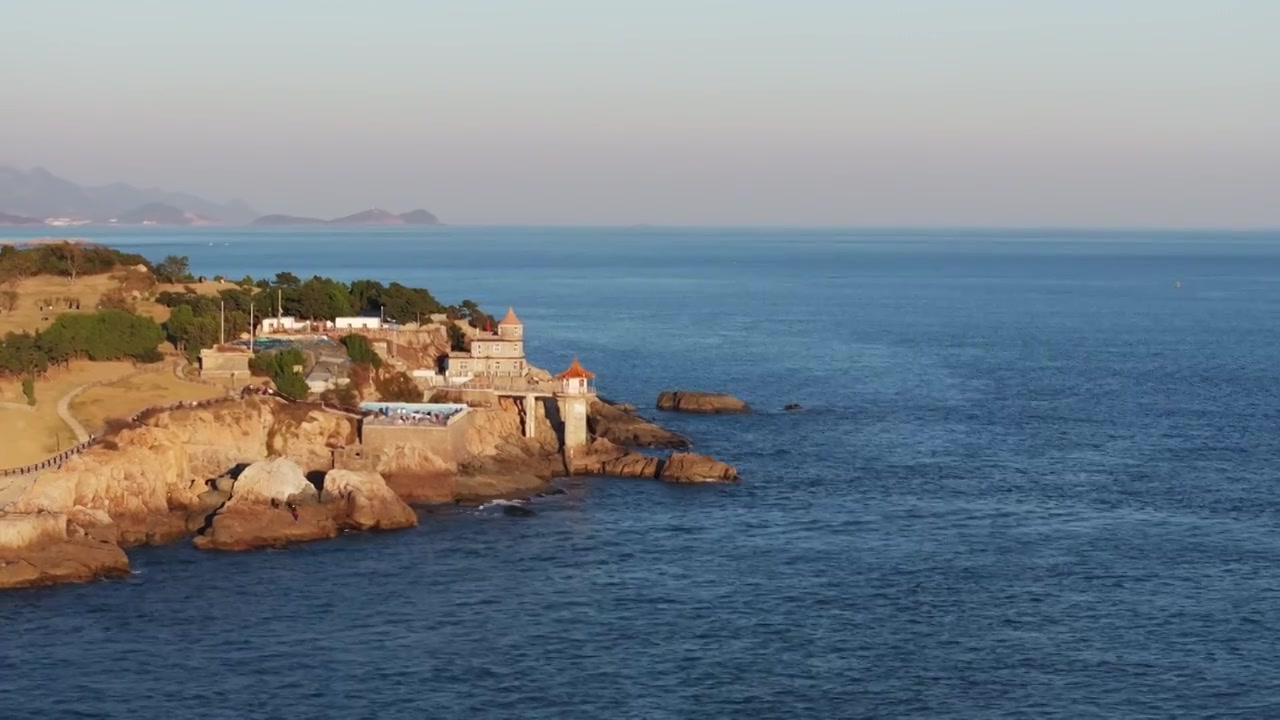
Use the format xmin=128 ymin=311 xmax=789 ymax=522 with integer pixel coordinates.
xmin=589 ymin=399 xmax=690 ymax=448
xmin=0 ymin=512 xmax=129 ymax=590
xmin=194 ymin=460 xmax=417 ymax=551
xmin=569 ymin=439 xmax=740 ymax=483
xmin=656 ymin=390 xmax=751 ymax=414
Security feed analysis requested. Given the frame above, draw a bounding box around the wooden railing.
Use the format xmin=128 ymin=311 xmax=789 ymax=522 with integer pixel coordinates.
xmin=0 ymin=369 xmax=365 ymax=480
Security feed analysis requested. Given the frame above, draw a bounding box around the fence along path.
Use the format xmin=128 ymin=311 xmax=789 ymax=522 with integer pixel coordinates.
xmin=0 ymin=379 xmax=366 ymax=479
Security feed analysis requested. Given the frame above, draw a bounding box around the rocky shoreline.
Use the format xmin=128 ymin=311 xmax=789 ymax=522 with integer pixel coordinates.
xmin=0 ymin=393 xmax=738 ymax=591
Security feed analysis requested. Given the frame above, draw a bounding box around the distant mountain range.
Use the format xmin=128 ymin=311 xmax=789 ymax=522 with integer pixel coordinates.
xmin=0 ymin=166 xmax=441 ymax=226
xmin=251 ymin=208 xmax=439 ymax=226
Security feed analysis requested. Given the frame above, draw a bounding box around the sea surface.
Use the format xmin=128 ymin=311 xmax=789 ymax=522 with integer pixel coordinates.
xmin=3 ymin=227 xmax=1280 ymax=719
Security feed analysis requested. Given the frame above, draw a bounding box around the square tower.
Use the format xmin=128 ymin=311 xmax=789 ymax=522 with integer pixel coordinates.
xmin=555 ymin=358 xmax=596 ymax=449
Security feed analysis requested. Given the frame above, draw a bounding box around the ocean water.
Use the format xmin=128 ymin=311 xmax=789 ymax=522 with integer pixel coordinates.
xmin=3 ymin=227 xmax=1280 ymax=719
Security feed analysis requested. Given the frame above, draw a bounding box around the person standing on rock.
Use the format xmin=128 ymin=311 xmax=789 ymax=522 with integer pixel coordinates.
xmin=287 ymin=502 xmax=299 ymax=522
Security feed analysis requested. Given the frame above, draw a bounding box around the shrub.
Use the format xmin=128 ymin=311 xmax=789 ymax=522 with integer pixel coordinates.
xmin=375 ymin=371 xmax=423 ymax=402
xmin=341 ymin=334 xmax=383 ymax=368
xmin=22 ymin=377 xmax=35 ymax=406
xmin=134 ymin=347 xmax=165 ymax=364
xmin=274 ymin=370 xmax=310 ymax=401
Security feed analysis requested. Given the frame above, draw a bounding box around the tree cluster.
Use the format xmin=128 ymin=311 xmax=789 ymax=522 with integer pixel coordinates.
xmin=340 ymin=333 xmax=383 ymax=368
xmin=154 ymin=258 xmax=496 ymax=362
xmin=0 ymin=243 xmax=150 ymax=286
xmin=248 ymin=347 xmax=310 ymax=400
xmin=0 ymin=309 xmax=165 ymax=383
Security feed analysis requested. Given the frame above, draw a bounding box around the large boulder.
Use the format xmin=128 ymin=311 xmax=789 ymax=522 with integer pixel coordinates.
xmin=230 ymin=457 xmax=319 ymax=505
xmin=656 ymin=391 xmax=750 ymax=414
xmin=589 ymin=399 xmax=689 ymax=448
xmin=193 ymin=457 xmax=335 ymax=551
xmin=659 ymin=453 xmax=741 ymax=483
xmin=0 ymin=512 xmax=130 ymax=590
xmin=323 ymin=470 xmax=417 ymax=530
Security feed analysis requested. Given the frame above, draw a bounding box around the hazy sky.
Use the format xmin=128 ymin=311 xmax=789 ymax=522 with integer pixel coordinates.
xmin=4 ymin=0 xmax=1278 ymax=226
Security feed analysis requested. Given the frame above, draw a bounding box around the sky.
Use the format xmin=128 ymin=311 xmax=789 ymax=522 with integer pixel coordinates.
xmin=2 ymin=0 xmax=1278 ymax=227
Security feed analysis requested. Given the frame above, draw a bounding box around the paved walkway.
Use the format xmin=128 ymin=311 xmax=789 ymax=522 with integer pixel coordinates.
xmin=56 ymin=382 xmax=93 ymax=444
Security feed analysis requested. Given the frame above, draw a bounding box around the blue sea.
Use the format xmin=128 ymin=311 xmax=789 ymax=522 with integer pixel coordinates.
xmin=3 ymin=227 xmax=1280 ymax=719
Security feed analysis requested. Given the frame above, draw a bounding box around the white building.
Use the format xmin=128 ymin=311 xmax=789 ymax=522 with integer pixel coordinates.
xmin=260 ymin=316 xmax=309 ymax=333
xmin=335 ymin=316 xmax=383 ymax=330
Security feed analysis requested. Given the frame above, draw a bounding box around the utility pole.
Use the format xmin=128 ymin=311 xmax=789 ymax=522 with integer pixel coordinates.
xmin=249 ymin=302 xmax=255 ymax=353
xmin=219 ymin=299 xmax=226 ymax=346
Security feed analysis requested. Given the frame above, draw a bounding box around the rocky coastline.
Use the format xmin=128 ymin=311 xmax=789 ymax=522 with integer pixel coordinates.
xmin=0 ymin=391 xmax=739 ymax=591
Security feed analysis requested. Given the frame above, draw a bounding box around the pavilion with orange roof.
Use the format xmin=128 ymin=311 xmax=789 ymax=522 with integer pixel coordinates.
xmin=555 ymin=357 xmax=596 ymax=396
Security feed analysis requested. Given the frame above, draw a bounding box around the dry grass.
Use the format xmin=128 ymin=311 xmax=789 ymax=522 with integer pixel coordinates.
xmin=0 ymin=274 xmax=126 ymax=336
xmin=69 ymin=370 xmax=225 ymax=435
xmin=0 ymin=360 xmax=136 ymax=467
xmin=0 ymin=272 xmax=240 ymax=337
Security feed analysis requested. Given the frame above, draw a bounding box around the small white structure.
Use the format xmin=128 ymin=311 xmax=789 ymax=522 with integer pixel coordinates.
xmin=555 ymin=358 xmax=596 ymax=396
xmin=260 ymin=316 xmax=308 ymax=333
xmin=335 ymin=316 xmax=383 ymax=330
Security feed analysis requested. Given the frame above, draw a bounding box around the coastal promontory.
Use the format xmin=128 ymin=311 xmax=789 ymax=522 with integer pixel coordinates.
xmin=0 ymin=244 xmax=738 ymax=591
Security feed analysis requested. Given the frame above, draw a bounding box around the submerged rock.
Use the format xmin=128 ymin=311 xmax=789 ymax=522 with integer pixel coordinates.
xmin=656 ymin=391 xmax=751 ymax=414
xmin=658 ymin=453 xmax=741 ymax=484
xmin=784 ymin=403 xmax=802 ymax=412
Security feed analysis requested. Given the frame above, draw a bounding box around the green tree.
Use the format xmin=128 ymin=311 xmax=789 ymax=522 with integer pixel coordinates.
xmin=349 ymin=279 xmax=385 ymax=315
xmin=22 ymin=377 xmax=35 ymax=406
xmin=49 ymin=241 xmax=85 ymax=283
xmin=341 ymin=333 xmax=383 ymax=368
xmin=274 ymin=369 xmax=310 ymax=400
xmin=447 ymin=323 xmax=468 ymax=351
xmin=0 ymin=332 xmax=49 ymax=379
xmin=249 ymin=347 xmax=311 ymax=400
xmin=155 ymin=255 xmax=191 ymax=284
xmin=295 ymin=276 xmax=353 ymax=320
xmin=379 ymin=283 xmax=443 ymax=325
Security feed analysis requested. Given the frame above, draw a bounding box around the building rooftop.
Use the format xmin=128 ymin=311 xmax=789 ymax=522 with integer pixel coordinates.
xmin=499 ymin=307 xmax=522 ymax=326
xmin=556 ymin=358 xmax=596 ymax=380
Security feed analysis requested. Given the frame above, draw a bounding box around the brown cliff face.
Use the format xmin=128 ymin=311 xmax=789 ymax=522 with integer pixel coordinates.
xmin=142 ymin=396 xmax=356 ymax=478
xmin=656 ymin=391 xmax=751 ymax=414
xmin=7 ymin=398 xmax=357 ymax=548
xmin=0 ymin=512 xmax=129 ymax=590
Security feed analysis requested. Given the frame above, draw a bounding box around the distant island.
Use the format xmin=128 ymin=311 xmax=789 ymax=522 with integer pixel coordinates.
xmin=0 ymin=210 xmax=44 ymax=226
xmin=252 ymin=208 xmax=440 ymax=227
xmin=0 ymin=165 xmax=441 ymax=227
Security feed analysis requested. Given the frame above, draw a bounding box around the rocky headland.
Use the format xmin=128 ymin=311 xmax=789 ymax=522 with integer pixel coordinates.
xmin=1 ymin=389 xmax=739 ymax=590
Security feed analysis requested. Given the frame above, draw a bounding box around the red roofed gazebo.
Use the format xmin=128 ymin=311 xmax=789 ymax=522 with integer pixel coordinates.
xmin=555 ymin=358 xmax=596 ymax=396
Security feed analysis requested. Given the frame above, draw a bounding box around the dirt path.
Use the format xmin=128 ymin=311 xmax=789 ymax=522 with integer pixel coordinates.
xmin=55 ymin=383 xmax=94 ymax=444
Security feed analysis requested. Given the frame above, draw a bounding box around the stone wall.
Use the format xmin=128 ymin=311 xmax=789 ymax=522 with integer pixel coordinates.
xmin=359 ymin=410 xmax=472 ymax=465
xmin=199 ymin=350 xmax=251 ymax=378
